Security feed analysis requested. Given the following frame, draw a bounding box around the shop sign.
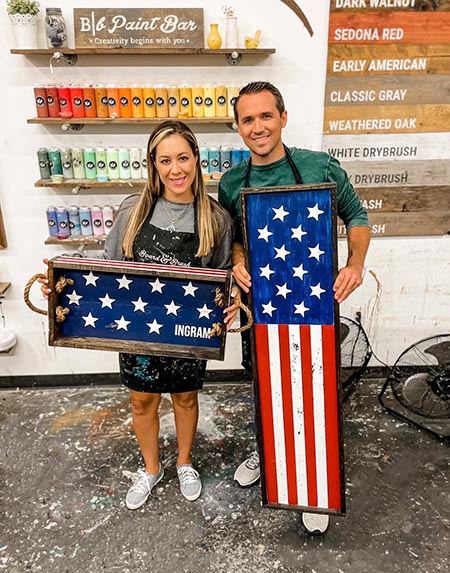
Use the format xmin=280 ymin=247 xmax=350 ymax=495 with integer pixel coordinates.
xmin=74 ymin=8 xmax=204 ymax=49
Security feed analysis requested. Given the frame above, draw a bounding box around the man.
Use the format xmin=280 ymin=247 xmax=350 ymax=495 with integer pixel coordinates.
xmin=219 ymin=81 xmax=370 ymax=489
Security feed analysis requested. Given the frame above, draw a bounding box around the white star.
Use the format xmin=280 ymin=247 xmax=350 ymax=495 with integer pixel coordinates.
xmin=197 ymin=304 xmax=213 ymax=319
xmin=294 ymin=301 xmax=310 ymax=317
xmin=262 ymin=301 xmax=277 ymax=316
xmin=82 ymin=312 xmax=98 ymax=327
xmin=99 ymin=293 xmax=115 ymax=309
xmin=182 ymin=282 xmax=198 ymax=297
xmin=67 ymin=290 xmax=83 ymax=306
xmin=147 ymin=319 xmax=162 ymax=334
xmin=274 ymin=244 xmax=291 ymax=261
xmin=116 ymin=275 xmax=132 ymax=290
xmin=257 ymin=225 xmax=273 ymax=242
xmin=293 ymin=264 xmax=308 ymax=280
xmin=307 ymin=203 xmax=324 ymax=221
xmin=149 ymin=278 xmax=165 ymax=293
xmin=272 ymin=205 xmax=289 ymax=222
xmin=82 ymin=271 xmax=99 ymax=286
xmin=260 ymin=263 xmax=275 ymax=280
xmin=165 ymin=300 xmax=181 ymax=316
xmin=309 ymin=244 xmax=325 ymax=261
xmin=291 ymin=224 xmax=307 ymax=242
xmin=114 ymin=316 xmax=131 ymax=331
xmin=132 ymin=297 xmax=148 ymax=312
xmin=276 ymin=283 xmax=292 ymax=299
xmin=310 ymin=283 xmax=326 ymax=299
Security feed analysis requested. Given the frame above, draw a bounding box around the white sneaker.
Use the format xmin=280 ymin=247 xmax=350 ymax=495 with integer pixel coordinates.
xmin=177 ymin=464 xmax=202 ymax=501
xmin=234 ymin=450 xmax=260 ymax=487
xmin=125 ymin=465 xmax=164 ymax=510
xmin=301 ymin=512 xmax=330 ymax=535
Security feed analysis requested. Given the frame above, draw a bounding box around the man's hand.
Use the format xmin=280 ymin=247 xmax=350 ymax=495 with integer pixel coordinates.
xmin=37 ymin=258 xmax=51 ymax=298
xmin=333 ymin=262 xmax=363 ymax=303
xmin=232 ymin=262 xmax=252 ymax=293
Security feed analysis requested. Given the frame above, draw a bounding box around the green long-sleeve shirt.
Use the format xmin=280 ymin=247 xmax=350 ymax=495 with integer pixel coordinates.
xmin=218 ymin=147 xmax=370 ymax=242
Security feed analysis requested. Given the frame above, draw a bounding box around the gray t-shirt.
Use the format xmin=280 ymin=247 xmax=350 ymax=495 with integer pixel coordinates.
xmin=151 ymin=197 xmax=195 ymax=233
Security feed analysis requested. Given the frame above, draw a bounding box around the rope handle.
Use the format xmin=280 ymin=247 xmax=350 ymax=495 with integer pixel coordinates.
xmin=24 ymin=273 xmax=74 ymax=322
xmin=210 ymin=289 xmax=254 ymax=337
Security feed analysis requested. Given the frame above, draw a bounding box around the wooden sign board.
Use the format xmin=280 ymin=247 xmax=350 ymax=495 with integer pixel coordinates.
xmin=47 ymin=256 xmax=231 ymax=360
xmin=241 ymin=183 xmax=345 ymax=515
xmin=0 ymin=206 xmax=6 ymax=249
xmin=338 ymin=211 xmax=450 ymax=237
xmin=74 ymin=8 xmax=204 ymax=49
xmin=330 ymin=0 xmax=450 ymax=12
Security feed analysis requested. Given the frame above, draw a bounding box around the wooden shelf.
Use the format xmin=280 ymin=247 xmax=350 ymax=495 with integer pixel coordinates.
xmin=35 ymin=178 xmax=219 ymax=191
xmin=27 ymin=117 xmax=235 ymax=128
xmin=0 ymin=282 xmax=11 ymax=297
xmin=45 ymin=236 xmax=105 ymax=248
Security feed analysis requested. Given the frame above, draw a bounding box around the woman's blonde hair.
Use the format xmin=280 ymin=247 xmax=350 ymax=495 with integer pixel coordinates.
xmin=122 ymin=120 xmax=224 ymax=259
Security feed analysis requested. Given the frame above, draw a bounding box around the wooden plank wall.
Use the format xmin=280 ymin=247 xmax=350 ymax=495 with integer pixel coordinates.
xmin=324 ymin=0 xmax=450 ymax=237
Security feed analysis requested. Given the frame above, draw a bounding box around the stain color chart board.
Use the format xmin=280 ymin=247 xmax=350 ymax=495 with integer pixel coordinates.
xmin=324 ymin=0 xmax=450 ymax=237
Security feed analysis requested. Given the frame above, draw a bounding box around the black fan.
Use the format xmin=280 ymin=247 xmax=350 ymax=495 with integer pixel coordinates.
xmin=339 ymin=316 xmax=372 ymax=401
xmin=378 ymin=334 xmax=450 ymax=440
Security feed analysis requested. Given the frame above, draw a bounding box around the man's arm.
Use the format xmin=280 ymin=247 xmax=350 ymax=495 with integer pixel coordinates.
xmin=333 ymin=226 xmax=370 ymax=303
xmin=232 ymin=241 xmax=252 ymax=293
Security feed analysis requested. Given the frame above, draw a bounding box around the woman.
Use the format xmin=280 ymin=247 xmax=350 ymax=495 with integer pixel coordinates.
xmin=41 ymin=121 xmax=238 ymax=509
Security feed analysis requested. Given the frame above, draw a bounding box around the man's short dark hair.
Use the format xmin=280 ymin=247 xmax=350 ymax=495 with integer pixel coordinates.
xmin=233 ymin=81 xmax=286 ymax=122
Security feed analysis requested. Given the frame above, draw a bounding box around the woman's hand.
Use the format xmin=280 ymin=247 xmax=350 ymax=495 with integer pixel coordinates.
xmin=223 ymin=287 xmax=241 ymax=330
xmin=37 ymin=258 xmax=51 ymax=298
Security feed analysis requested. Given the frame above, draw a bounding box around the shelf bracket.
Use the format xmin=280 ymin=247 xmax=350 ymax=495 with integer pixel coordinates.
xmin=51 ymin=51 xmax=78 ymax=66
xmin=61 ymin=123 xmax=84 ymax=132
xmin=225 ymin=51 xmax=242 ymax=66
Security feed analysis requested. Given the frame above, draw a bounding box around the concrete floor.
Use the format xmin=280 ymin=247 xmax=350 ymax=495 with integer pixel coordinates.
xmin=0 ymin=378 xmax=449 ymax=573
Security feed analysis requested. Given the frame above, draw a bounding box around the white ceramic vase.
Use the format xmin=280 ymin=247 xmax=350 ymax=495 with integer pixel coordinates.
xmin=225 ymin=16 xmax=239 ymax=49
xmin=9 ymin=13 xmax=38 ymax=49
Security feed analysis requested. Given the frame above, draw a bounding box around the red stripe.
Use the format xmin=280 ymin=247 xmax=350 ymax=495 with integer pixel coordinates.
xmin=254 ymin=324 xmax=278 ymax=503
xmin=322 ymin=325 xmax=341 ymax=510
xmin=278 ymin=325 xmax=298 ymax=506
xmin=55 ymin=257 xmax=226 ymax=277
xmin=300 ymin=325 xmax=318 ymax=507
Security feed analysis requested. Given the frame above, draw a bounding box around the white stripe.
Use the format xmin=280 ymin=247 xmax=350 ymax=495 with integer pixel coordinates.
xmin=267 ymin=324 xmax=288 ymax=504
xmin=289 ymin=325 xmax=308 ymax=506
xmin=310 ymin=325 xmax=328 ymax=508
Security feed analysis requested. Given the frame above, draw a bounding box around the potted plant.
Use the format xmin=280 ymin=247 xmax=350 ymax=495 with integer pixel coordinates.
xmin=7 ymin=0 xmax=40 ymax=48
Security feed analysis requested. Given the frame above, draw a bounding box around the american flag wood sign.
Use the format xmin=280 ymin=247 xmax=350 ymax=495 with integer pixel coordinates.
xmin=47 ymin=257 xmax=231 ymax=360
xmin=241 ymin=183 xmax=345 ymax=514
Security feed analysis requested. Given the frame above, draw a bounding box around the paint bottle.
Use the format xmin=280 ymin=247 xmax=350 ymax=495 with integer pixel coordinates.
xmin=242 ymin=148 xmax=251 ymax=161
xmin=143 ymin=85 xmax=156 ymax=118
xmin=118 ymin=148 xmax=131 ymax=179
xmin=94 ymin=85 xmax=109 ymax=118
xmin=48 ymin=148 xmax=63 ymax=176
xmin=56 ymin=206 xmax=70 ymax=239
xmin=129 ymin=148 xmax=142 ymax=179
xmin=231 ymin=146 xmax=243 ymax=166
xmin=119 ymin=86 xmax=132 ymax=118
xmin=220 ymin=146 xmax=231 ymax=172
xmin=71 ymin=148 xmax=85 ymax=179
xmin=102 ymin=205 xmax=115 ymax=235
xmin=192 ymin=86 xmax=204 ymax=118
xmin=68 ymin=206 xmax=81 ymax=236
xmin=91 ymin=205 xmax=105 ymax=236
xmin=37 ymin=148 xmax=51 ymax=179
xmin=60 ymin=148 xmax=74 ymax=179
xmin=83 ymin=86 xmax=97 ymax=118
xmin=107 ymin=148 xmax=120 ymax=180
xmin=46 ymin=85 xmax=60 ymax=118
xmin=140 ymin=148 xmax=148 ymax=173
xmin=155 ymin=85 xmax=169 ymax=118
xmin=95 ymin=148 xmax=108 ymax=178
xmin=227 ymin=85 xmax=240 ymax=117
xmin=57 ymin=85 xmax=72 ymax=117
xmin=203 ymin=84 xmax=216 ymax=117
xmin=199 ymin=147 xmax=209 ymax=175
xmin=179 ymin=85 xmax=192 ymax=118
xmin=131 ymin=85 xmax=144 ymax=118
xmin=79 ymin=206 xmax=93 ymax=236
xmin=167 ymin=86 xmax=179 ymax=118
xmin=215 ymin=85 xmax=228 ymax=118
xmin=34 ymin=86 xmax=49 ymax=118
xmin=70 ymin=86 xmax=85 ymax=118
xmin=83 ymin=148 xmax=97 ymax=180
xmin=208 ymin=147 xmax=220 ymax=173
xmin=106 ymin=84 xmax=119 ymax=118
xmin=46 ymin=206 xmax=58 ymax=236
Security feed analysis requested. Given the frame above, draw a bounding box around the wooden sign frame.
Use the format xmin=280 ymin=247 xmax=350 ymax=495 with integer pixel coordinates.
xmin=241 ymin=183 xmax=345 ymax=515
xmin=74 ymin=8 xmax=204 ymax=50
xmin=47 ymin=256 xmax=231 ymax=360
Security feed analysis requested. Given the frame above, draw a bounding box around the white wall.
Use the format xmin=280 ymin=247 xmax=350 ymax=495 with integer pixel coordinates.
xmin=1 ymin=0 xmax=448 ymax=377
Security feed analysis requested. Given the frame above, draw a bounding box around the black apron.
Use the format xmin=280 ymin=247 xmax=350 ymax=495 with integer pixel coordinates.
xmin=240 ymin=146 xmax=303 ymax=372
xmin=120 ymin=209 xmax=207 ymax=394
